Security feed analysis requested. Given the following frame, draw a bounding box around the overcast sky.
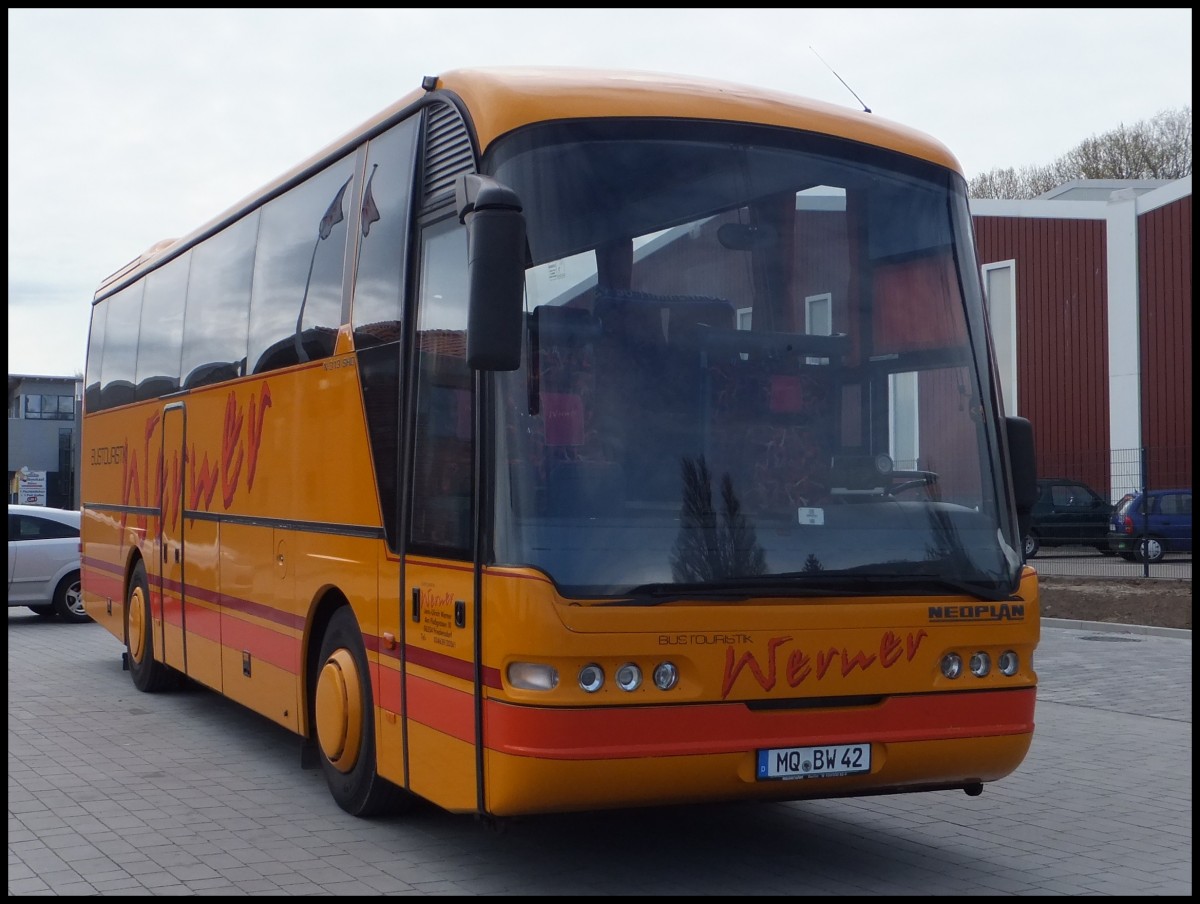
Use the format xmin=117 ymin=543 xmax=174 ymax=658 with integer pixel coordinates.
xmin=7 ymin=8 xmax=1192 ymax=378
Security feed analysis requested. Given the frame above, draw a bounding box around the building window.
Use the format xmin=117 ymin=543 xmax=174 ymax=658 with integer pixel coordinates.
xmin=23 ymin=394 xmax=75 ymax=420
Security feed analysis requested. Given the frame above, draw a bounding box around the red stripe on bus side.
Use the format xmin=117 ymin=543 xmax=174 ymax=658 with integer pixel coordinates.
xmin=482 ymin=688 xmax=1036 ymax=760
xmin=406 ymin=672 xmax=475 ymax=742
xmin=145 ymin=572 xmax=301 ymax=675
xmin=401 ymin=643 xmax=502 ymax=688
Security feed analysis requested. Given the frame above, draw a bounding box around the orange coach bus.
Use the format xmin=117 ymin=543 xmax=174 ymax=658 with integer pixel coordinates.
xmin=80 ymin=67 xmax=1040 ymax=820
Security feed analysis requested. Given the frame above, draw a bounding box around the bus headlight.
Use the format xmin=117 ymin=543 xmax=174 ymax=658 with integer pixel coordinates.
xmin=507 ymin=662 xmax=558 ymax=691
xmin=615 ymin=663 xmax=642 ymax=692
xmin=940 ymin=653 xmax=963 ymax=679
xmin=578 ymin=664 xmax=605 ymax=693
xmin=653 ymin=661 xmax=679 ymax=691
xmin=969 ymin=651 xmax=992 ymax=677
xmin=998 ymin=650 xmax=1019 ymax=676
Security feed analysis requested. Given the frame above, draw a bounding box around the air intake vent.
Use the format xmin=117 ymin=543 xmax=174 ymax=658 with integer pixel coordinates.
xmin=422 ymin=102 xmax=474 ymax=207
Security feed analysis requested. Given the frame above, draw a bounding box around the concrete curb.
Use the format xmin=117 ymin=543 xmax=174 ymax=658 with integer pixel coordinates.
xmin=1042 ymin=616 xmax=1191 ymax=639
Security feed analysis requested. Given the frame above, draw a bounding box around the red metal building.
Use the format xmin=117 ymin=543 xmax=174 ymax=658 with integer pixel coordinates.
xmin=970 ymin=177 xmax=1192 ymax=499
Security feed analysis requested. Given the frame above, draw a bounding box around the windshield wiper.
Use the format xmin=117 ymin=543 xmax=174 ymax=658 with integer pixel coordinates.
xmin=601 ymin=579 xmax=865 ymax=607
xmin=601 ymin=569 xmax=1015 ymax=606
xmin=754 ymin=565 xmax=1017 ymax=602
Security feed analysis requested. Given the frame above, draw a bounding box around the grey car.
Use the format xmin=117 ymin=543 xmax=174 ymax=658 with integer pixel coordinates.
xmin=7 ymin=504 xmax=88 ymax=622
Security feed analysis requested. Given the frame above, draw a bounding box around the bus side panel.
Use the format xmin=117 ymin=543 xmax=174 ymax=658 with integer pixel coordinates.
xmin=80 ymin=408 xmax=148 ymax=643
xmin=405 ymin=697 xmax=480 ymax=813
xmin=217 ymin=522 xmax=300 ymax=731
xmin=80 ymin=508 xmax=127 ymax=642
xmin=374 ymin=552 xmax=407 ymax=789
xmin=402 ymin=558 xmax=479 ymax=813
xmin=293 ymin=528 xmax=382 ymax=738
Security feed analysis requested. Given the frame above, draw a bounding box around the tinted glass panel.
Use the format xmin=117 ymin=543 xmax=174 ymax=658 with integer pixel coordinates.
xmin=487 ymin=119 xmax=1018 ymax=598
xmin=135 ymin=253 xmax=190 ymax=399
xmin=353 ymin=117 xmax=418 ymax=550
xmin=409 ymin=219 xmax=472 ymax=556
xmin=353 ymin=117 xmax=418 ymax=344
xmin=98 ymin=282 xmax=145 ymax=409
xmin=180 ymin=212 xmax=258 ymax=389
xmin=248 ymin=157 xmax=355 ymax=373
xmin=84 ymin=299 xmax=108 ymax=412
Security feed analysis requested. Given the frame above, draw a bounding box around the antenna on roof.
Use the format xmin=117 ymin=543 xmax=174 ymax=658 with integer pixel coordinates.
xmin=810 ymin=46 xmax=871 ymax=114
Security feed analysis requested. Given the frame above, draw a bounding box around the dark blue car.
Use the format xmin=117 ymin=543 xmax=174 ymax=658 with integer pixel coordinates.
xmin=1107 ymin=488 xmax=1193 ymax=563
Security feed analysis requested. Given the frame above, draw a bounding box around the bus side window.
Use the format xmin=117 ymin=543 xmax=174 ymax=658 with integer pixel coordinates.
xmin=409 ymin=218 xmax=473 ymax=556
xmin=135 ymin=253 xmax=189 ymax=400
xmin=352 ymin=116 xmax=419 ymax=551
xmin=181 ymin=211 xmax=258 ymax=390
xmin=248 ymin=158 xmax=355 ymax=375
xmin=97 ymin=282 xmax=144 ymax=409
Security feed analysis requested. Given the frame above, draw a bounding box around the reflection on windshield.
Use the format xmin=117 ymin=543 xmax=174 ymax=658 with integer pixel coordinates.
xmin=670 ymin=456 xmax=767 ymax=582
xmin=489 ymin=121 xmax=1020 ymax=599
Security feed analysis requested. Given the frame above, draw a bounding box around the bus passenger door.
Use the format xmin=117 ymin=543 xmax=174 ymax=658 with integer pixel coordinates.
xmin=160 ymin=403 xmax=221 ymax=690
xmin=159 ymin=404 xmax=187 ymax=676
xmin=401 ymin=215 xmax=481 ymax=814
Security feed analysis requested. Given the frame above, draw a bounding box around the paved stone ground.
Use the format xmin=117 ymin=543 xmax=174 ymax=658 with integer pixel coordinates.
xmin=7 ymin=611 xmax=1191 ymax=896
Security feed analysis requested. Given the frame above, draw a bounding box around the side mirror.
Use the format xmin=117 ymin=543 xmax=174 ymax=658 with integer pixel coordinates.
xmin=455 ymin=173 xmax=527 ymax=371
xmin=1005 ymin=416 xmax=1037 ymax=542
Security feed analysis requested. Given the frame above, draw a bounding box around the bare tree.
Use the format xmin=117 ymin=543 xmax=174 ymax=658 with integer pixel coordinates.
xmin=968 ymin=107 xmax=1191 ymax=199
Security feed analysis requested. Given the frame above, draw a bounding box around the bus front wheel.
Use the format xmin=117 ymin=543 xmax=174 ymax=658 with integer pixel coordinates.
xmin=313 ymin=606 xmax=410 ymax=817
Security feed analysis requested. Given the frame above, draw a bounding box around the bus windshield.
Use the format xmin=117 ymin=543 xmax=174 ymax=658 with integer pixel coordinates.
xmin=488 ymin=119 xmax=1022 ymax=600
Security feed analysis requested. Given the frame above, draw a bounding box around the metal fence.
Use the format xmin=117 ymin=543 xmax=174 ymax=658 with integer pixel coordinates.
xmin=1030 ymin=446 xmax=1191 ymax=581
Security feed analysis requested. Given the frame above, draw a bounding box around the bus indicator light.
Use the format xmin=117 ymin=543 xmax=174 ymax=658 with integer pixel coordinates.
xmin=507 ymin=662 xmax=558 ymax=691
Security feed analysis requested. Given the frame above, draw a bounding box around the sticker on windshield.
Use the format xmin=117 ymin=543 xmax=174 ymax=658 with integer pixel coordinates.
xmin=797 ymin=507 xmax=825 ymax=525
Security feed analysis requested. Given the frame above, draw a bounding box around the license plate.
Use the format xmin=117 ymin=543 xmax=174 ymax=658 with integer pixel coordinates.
xmin=756 ymin=743 xmax=871 ymax=781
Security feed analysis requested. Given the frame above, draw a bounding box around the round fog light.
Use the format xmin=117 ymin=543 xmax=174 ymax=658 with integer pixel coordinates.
xmin=653 ymin=662 xmax=679 ymax=691
xmin=578 ymin=664 xmax=604 ymax=693
xmin=615 ymin=663 xmax=642 ymax=692
xmin=998 ymin=650 xmax=1019 ymax=676
xmin=940 ymin=653 xmax=963 ymax=679
xmin=969 ymin=651 xmax=991 ymax=677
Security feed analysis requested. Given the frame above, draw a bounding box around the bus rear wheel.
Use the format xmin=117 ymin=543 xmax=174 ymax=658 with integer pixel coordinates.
xmin=313 ymin=606 xmax=410 ymax=817
xmin=126 ymin=561 xmax=175 ymax=692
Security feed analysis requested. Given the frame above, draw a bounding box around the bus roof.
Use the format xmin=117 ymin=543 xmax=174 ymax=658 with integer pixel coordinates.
xmin=95 ymin=66 xmax=962 ymax=299
xmin=437 ymin=67 xmax=961 ymax=171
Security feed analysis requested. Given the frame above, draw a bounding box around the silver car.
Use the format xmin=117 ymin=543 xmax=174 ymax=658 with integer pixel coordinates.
xmin=7 ymin=504 xmax=87 ymax=623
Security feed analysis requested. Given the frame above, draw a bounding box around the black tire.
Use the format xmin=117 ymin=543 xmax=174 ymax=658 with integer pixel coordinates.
xmin=52 ymin=570 xmax=90 ymax=623
xmin=1136 ymin=537 xmax=1166 ymax=565
xmin=1023 ymin=533 xmax=1040 ymax=559
xmin=313 ymin=607 xmax=411 ymax=817
xmin=125 ymin=561 xmax=175 ymax=692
